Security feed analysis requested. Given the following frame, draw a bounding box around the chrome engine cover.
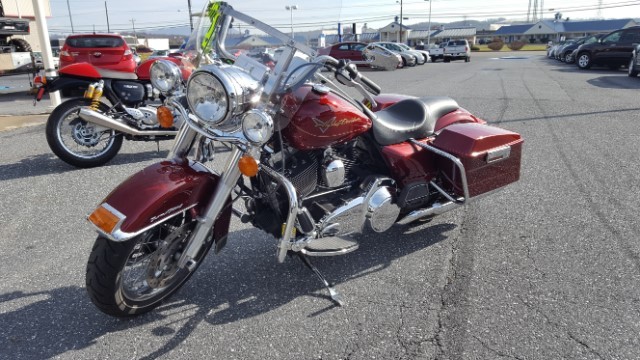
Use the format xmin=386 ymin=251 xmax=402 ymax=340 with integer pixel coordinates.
xmin=319 ymin=177 xmax=399 ymax=237
xmin=322 ymin=159 xmax=345 ymax=188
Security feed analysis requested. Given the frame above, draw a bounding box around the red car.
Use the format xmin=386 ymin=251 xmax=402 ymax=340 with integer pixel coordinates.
xmin=317 ymin=42 xmax=368 ymax=63
xmin=59 ymin=34 xmax=136 ymax=72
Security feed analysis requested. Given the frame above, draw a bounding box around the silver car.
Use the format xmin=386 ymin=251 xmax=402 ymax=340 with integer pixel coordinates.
xmin=398 ymin=43 xmax=430 ymax=63
xmin=372 ymin=42 xmax=420 ymax=67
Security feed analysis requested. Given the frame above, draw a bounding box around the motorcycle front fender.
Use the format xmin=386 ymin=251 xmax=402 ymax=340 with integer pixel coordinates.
xmin=88 ymin=158 xmax=232 ymax=245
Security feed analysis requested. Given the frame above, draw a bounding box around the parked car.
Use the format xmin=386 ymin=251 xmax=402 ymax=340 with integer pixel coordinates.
xmin=59 ymin=34 xmax=136 ymax=72
xmin=317 ymin=41 xmax=368 ymax=63
xmin=629 ymin=43 xmax=640 ymax=77
xmin=443 ymin=39 xmax=471 ymax=62
xmin=372 ymin=42 xmax=422 ymax=66
xmin=32 ymin=50 xmax=59 ymax=69
xmin=148 ymin=49 xmax=170 ymax=59
xmin=426 ymin=43 xmax=445 ymax=62
xmin=575 ymin=26 xmax=640 ymax=70
xmin=396 ymin=43 xmax=430 ymax=63
xmin=563 ymin=35 xmax=603 ymax=63
xmin=362 ymin=43 xmax=403 ymax=70
xmin=554 ymin=38 xmax=580 ymax=61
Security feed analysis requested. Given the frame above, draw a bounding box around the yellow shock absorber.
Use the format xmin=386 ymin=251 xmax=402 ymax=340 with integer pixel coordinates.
xmin=89 ymin=81 xmax=104 ymax=111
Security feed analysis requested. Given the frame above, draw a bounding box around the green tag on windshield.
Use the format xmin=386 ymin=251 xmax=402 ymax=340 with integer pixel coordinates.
xmin=201 ymin=2 xmax=222 ymax=54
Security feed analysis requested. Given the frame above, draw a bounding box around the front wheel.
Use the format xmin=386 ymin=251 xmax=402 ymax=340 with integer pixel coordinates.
xmin=45 ymin=98 xmax=123 ymax=168
xmin=86 ymin=212 xmax=214 ymax=317
xmin=628 ymin=56 xmax=639 ymax=77
xmin=577 ymin=53 xmax=592 ymax=69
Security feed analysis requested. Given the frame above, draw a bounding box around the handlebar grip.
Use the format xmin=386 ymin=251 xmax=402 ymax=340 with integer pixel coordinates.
xmin=357 ymin=74 xmax=381 ymax=96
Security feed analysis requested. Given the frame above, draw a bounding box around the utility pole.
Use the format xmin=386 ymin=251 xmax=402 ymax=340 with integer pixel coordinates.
xmin=66 ymin=0 xmax=74 ymax=33
xmin=105 ymin=1 xmax=110 ymax=32
xmin=130 ymin=18 xmax=137 ymax=40
xmin=426 ymin=0 xmax=432 ymax=45
xmin=399 ymin=0 xmax=403 ymax=43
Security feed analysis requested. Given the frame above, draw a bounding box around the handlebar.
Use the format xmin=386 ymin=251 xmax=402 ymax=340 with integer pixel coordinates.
xmin=317 ymin=57 xmax=381 ymax=96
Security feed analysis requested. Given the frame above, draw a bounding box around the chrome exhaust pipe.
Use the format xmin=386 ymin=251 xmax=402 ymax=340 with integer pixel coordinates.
xmin=396 ymin=200 xmax=462 ymax=225
xmin=78 ymin=108 xmax=176 ymax=136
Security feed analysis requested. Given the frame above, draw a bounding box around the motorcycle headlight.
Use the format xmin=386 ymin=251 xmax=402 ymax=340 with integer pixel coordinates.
xmin=150 ymin=60 xmax=182 ymax=94
xmin=242 ymin=110 xmax=274 ymax=145
xmin=187 ymin=71 xmax=229 ymax=125
xmin=186 ymin=65 xmax=262 ymax=132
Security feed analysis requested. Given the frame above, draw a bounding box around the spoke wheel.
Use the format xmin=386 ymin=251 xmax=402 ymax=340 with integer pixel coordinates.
xmin=86 ymin=212 xmax=215 ymax=317
xmin=45 ymin=98 xmax=123 ymax=168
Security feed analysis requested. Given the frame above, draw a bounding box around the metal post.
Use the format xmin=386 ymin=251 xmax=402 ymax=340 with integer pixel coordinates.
xmin=399 ymin=0 xmax=403 ymax=43
xmin=65 ymin=0 xmax=74 ymax=33
xmin=31 ymin=0 xmax=61 ymax=107
xmin=187 ymin=0 xmax=194 ymax=31
xmin=426 ymin=0 xmax=432 ymax=45
xmin=285 ymin=5 xmax=298 ymax=39
xmin=130 ymin=18 xmax=137 ymax=41
xmin=105 ymin=1 xmax=110 ymax=32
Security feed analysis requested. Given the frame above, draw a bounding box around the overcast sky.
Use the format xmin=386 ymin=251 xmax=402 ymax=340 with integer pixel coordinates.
xmin=46 ymin=0 xmax=640 ymax=34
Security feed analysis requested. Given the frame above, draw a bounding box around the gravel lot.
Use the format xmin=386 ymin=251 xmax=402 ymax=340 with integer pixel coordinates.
xmin=1 ymin=51 xmax=640 ymax=359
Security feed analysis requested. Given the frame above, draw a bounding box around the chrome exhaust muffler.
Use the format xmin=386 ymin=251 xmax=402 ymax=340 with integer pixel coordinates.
xmin=396 ymin=200 xmax=462 ymax=225
xmin=78 ymin=108 xmax=176 ymax=136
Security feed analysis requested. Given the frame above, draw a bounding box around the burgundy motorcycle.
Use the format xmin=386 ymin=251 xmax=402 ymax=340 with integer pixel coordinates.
xmin=34 ymin=56 xmax=191 ymax=168
xmin=85 ymin=2 xmax=523 ymax=317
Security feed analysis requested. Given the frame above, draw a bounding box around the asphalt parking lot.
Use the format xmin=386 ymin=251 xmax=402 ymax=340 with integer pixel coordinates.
xmin=1 ymin=51 xmax=640 ymax=359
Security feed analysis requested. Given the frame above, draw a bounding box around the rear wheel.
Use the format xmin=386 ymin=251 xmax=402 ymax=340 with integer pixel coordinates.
xmin=465 ymin=56 xmax=470 ymax=62
xmin=577 ymin=53 xmax=592 ymax=69
xmin=86 ymin=212 xmax=215 ymax=317
xmin=8 ymin=38 xmax=31 ymax=52
xmin=45 ymin=98 xmax=123 ymax=168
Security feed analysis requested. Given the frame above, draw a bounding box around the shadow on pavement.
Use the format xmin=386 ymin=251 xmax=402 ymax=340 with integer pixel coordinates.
xmin=0 ymin=150 xmax=170 ymax=181
xmin=587 ymin=76 xmax=640 ymax=90
xmin=0 ymin=223 xmax=455 ymax=359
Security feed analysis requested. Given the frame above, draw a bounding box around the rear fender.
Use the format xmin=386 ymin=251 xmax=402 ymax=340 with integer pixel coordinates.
xmin=45 ymin=76 xmax=93 ymax=93
xmin=434 ymin=108 xmax=486 ymax=131
xmin=89 ymin=158 xmax=232 ymax=245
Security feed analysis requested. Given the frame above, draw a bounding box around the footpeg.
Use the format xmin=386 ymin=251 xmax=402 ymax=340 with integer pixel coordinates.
xmin=301 ymin=236 xmax=359 ymax=257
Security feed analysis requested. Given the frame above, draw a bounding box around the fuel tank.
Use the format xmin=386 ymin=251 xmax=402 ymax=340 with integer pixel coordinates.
xmin=280 ymin=85 xmax=372 ymax=150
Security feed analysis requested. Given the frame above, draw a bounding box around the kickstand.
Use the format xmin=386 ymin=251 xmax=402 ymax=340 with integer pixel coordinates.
xmin=296 ymin=253 xmax=344 ymax=306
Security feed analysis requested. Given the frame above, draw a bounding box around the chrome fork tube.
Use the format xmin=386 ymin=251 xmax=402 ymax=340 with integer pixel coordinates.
xmin=168 ymin=100 xmax=198 ymax=160
xmin=178 ymin=147 xmax=243 ymax=270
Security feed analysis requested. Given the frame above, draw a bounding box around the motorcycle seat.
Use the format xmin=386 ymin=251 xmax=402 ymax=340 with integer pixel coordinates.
xmin=372 ymin=96 xmax=459 ymax=146
xmin=96 ymin=68 xmax=138 ymax=80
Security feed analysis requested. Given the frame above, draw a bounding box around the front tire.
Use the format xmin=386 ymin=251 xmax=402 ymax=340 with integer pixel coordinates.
xmin=577 ymin=52 xmax=592 ymax=69
xmin=8 ymin=38 xmax=31 ymax=52
xmin=628 ymin=56 xmax=638 ymax=77
xmin=45 ymin=98 xmax=123 ymax=168
xmin=86 ymin=212 xmax=214 ymax=317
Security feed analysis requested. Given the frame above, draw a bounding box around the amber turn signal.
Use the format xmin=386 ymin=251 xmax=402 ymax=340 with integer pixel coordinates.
xmin=88 ymin=205 xmax=121 ymax=234
xmin=238 ymin=155 xmax=259 ymax=177
xmin=157 ymin=106 xmax=174 ymax=128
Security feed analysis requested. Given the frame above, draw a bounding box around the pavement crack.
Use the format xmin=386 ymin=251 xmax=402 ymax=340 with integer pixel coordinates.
xmin=567 ymin=332 xmax=605 ymax=360
xmin=472 ymin=335 xmax=525 ymax=360
xmin=517 ymin=295 xmax=605 ymax=360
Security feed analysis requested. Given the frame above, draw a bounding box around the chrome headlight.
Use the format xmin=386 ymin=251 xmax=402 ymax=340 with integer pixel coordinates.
xmin=187 ymin=71 xmax=229 ymax=126
xmin=150 ymin=60 xmax=182 ymax=94
xmin=187 ymin=64 xmax=262 ymax=132
xmin=242 ymin=110 xmax=274 ymax=145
